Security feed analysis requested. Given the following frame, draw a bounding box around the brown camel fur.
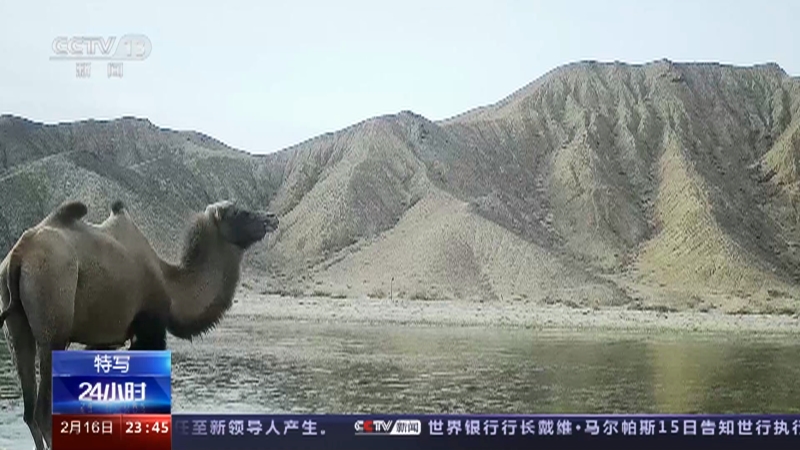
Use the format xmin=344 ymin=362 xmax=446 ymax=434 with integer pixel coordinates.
xmin=0 ymin=199 xmax=278 ymax=450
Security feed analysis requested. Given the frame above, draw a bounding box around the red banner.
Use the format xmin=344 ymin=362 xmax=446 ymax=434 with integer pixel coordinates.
xmin=53 ymin=414 xmax=171 ymax=450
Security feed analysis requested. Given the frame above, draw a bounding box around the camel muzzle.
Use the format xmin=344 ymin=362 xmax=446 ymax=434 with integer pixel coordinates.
xmin=260 ymin=212 xmax=279 ymax=232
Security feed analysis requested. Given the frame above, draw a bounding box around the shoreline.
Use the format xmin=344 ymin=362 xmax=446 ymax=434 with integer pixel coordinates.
xmin=229 ymin=294 xmax=800 ymax=336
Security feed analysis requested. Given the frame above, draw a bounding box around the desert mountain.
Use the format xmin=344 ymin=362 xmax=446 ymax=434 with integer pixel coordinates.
xmin=2 ymin=59 xmax=800 ymax=314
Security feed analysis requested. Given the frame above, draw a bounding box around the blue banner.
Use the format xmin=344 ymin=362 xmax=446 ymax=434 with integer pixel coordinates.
xmin=52 ymin=350 xmax=171 ymax=415
xmin=171 ymin=414 xmax=800 ymax=449
xmin=52 ymin=350 xmax=171 ymax=377
xmin=52 ymin=375 xmax=171 ymax=414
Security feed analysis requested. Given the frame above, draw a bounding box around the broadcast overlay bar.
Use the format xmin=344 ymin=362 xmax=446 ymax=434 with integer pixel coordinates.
xmin=50 ymin=351 xmax=800 ymax=449
xmin=170 ymin=413 xmax=800 ymax=449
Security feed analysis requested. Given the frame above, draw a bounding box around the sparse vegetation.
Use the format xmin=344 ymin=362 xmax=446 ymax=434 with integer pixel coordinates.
xmin=409 ymin=290 xmax=435 ymax=301
xmin=628 ymin=302 xmax=680 ymax=314
xmin=767 ymin=289 xmax=789 ymax=299
xmin=368 ymin=288 xmax=387 ymax=299
xmin=732 ymin=306 xmax=757 ymax=316
xmin=260 ymin=286 xmax=304 ymax=297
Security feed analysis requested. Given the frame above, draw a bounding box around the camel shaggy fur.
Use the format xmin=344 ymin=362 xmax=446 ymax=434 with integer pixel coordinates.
xmin=0 ymin=199 xmax=278 ymax=450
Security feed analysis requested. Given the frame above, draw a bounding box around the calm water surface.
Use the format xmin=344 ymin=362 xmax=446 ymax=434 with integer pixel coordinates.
xmin=2 ymin=319 xmax=800 ymax=449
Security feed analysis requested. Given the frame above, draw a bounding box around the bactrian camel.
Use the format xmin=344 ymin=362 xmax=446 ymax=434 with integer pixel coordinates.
xmin=0 ymin=199 xmax=279 ymax=450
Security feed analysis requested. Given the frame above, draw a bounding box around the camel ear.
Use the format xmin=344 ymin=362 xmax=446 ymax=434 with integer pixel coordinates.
xmin=205 ymin=204 xmax=221 ymax=222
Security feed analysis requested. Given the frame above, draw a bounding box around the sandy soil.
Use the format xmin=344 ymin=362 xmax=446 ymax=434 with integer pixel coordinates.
xmin=229 ymin=293 xmax=800 ymax=335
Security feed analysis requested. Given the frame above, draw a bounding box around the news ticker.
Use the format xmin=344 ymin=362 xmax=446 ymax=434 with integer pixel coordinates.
xmin=50 ymin=351 xmax=800 ymax=450
xmin=54 ymin=413 xmax=800 ymax=450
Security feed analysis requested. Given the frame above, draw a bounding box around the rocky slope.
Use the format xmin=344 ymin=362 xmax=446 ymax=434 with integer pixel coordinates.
xmin=2 ymin=59 xmax=799 ymax=314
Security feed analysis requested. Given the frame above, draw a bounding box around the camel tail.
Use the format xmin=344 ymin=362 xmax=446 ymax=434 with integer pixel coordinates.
xmin=0 ymin=249 xmax=24 ymax=328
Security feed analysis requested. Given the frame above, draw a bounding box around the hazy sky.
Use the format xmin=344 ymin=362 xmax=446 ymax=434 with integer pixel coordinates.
xmin=1 ymin=0 xmax=798 ymax=154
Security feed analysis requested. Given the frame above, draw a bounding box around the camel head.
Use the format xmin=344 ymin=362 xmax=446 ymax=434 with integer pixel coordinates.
xmin=205 ymin=200 xmax=279 ymax=249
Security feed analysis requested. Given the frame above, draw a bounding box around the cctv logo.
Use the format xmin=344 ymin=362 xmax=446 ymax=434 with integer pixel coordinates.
xmin=354 ymin=419 xmax=421 ymax=435
xmin=355 ymin=419 xmax=393 ymax=434
xmin=50 ymin=34 xmax=152 ymax=61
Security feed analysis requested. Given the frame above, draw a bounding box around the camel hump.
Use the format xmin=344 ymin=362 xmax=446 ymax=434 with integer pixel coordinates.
xmin=51 ymin=201 xmax=89 ymax=225
xmin=111 ymin=200 xmax=125 ymax=215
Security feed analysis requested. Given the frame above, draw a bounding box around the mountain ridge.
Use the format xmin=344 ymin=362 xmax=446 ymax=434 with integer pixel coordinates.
xmin=2 ymin=59 xmax=800 ymax=314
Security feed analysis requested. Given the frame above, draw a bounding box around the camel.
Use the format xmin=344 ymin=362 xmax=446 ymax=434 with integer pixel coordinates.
xmin=0 ymin=199 xmax=278 ymax=450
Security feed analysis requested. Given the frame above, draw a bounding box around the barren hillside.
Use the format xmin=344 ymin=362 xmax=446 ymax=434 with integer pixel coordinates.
xmin=2 ymin=59 xmax=799 ymax=314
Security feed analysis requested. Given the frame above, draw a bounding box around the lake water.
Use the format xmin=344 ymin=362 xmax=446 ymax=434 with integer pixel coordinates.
xmin=2 ymin=318 xmax=800 ymax=449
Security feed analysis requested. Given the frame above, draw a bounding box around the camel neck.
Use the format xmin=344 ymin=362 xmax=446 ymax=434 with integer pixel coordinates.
xmin=162 ymin=217 xmax=244 ymax=339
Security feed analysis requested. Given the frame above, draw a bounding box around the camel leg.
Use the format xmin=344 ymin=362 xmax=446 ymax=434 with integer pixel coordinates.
xmin=85 ymin=343 xmax=127 ymax=351
xmin=35 ymin=341 xmax=67 ymax=450
xmin=2 ymin=313 xmax=45 ymax=450
xmin=15 ymin=231 xmax=78 ymax=450
xmin=128 ymin=311 xmax=167 ymax=350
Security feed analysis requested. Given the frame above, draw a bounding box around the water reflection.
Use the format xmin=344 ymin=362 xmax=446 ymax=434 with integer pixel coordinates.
xmin=166 ymin=320 xmax=800 ymax=414
xmin=1 ymin=319 xmax=800 ymax=449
